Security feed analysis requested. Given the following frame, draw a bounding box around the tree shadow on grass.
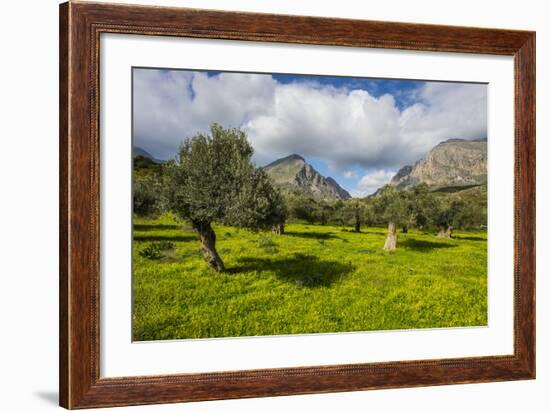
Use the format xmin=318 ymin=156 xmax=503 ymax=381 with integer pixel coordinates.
xmin=133 ymin=234 xmax=197 ymax=242
xmin=357 ymin=230 xmax=387 ymax=236
xmin=134 ymin=224 xmax=181 ymax=231
xmin=399 ymin=238 xmax=457 ymax=252
xmin=231 ymin=253 xmax=354 ymax=287
xmin=366 ymin=230 xmax=389 ymax=236
xmin=340 ymin=228 xmax=384 ymax=236
xmin=453 ymin=235 xmax=487 ymax=242
xmin=285 ymin=231 xmax=337 ymax=240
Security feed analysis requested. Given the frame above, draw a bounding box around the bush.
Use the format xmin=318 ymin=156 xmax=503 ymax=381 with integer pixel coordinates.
xmin=134 ymin=175 xmax=165 ymax=218
xmin=139 ymin=241 xmax=175 ymax=260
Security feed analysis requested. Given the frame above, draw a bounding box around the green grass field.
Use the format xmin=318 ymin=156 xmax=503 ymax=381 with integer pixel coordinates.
xmin=133 ymin=214 xmax=487 ymax=341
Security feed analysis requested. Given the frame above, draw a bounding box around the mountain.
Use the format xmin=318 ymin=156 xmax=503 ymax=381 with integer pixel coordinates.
xmin=263 ymin=154 xmax=351 ymax=200
xmin=133 ymin=146 xmax=164 ymax=164
xmin=390 ymin=138 xmax=487 ymax=190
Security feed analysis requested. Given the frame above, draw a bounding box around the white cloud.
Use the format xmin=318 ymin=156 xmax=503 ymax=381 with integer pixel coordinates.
xmin=242 ymin=85 xmax=403 ymax=169
xmin=398 ymin=82 xmax=487 ymax=158
xmin=133 ymin=69 xmax=487 ymax=194
xmin=355 ymin=170 xmax=396 ymax=196
xmin=133 ymin=70 xmax=277 ymax=160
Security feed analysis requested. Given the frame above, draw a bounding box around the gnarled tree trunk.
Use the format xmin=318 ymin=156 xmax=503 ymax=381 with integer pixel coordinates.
xmin=272 ymin=223 xmax=285 ymax=235
xmin=402 ymin=225 xmax=408 ymax=233
xmin=353 ymin=208 xmax=361 ymax=232
xmin=191 ymin=220 xmax=225 ymax=272
xmin=383 ymin=222 xmax=398 ymax=251
xmin=437 ymin=225 xmax=453 ymax=239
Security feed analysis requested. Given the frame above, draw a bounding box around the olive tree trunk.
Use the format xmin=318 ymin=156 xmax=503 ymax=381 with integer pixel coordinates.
xmin=272 ymin=223 xmax=285 ymax=235
xmin=383 ymin=222 xmax=398 ymax=251
xmin=437 ymin=225 xmax=453 ymax=239
xmin=191 ymin=220 xmax=225 ymax=272
xmin=354 ymin=220 xmax=361 ymax=233
xmin=402 ymin=225 xmax=408 ymax=233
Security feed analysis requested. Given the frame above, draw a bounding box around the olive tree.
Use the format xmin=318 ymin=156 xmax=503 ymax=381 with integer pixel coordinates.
xmin=165 ymin=124 xmax=285 ymax=271
xmin=313 ymin=202 xmax=334 ymax=226
xmin=271 ymin=199 xmax=288 ymax=235
xmin=406 ymin=183 xmax=431 ymax=229
xmin=401 ymin=196 xmax=416 ymax=233
xmin=287 ymin=195 xmax=317 ymax=224
xmin=432 ymin=197 xmax=465 ymax=239
xmin=342 ymin=199 xmax=372 ymax=232
xmin=373 ymin=185 xmax=410 ymax=251
xmin=133 ymin=174 xmax=165 ymax=218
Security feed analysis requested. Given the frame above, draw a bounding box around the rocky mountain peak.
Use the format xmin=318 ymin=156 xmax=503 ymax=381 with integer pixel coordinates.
xmin=390 ymin=138 xmax=487 ymax=190
xmin=263 ymin=154 xmax=351 ymax=200
xmin=285 ymin=153 xmax=306 ymax=162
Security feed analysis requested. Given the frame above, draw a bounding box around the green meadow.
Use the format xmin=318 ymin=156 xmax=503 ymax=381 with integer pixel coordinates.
xmin=132 ymin=213 xmax=487 ymax=341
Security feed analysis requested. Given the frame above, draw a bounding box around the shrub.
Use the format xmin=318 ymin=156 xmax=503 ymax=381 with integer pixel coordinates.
xmin=139 ymin=241 xmax=175 ymax=260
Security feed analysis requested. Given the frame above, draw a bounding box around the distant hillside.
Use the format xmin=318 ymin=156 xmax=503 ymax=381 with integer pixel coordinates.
xmin=133 ymin=146 xmax=164 ymax=164
xmin=263 ymin=154 xmax=351 ymax=200
xmin=390 ymin=138 xmax=487 ymax=190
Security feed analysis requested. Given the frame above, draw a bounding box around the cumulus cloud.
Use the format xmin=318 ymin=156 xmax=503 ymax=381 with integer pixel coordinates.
xmin=242 ymin=85 xmax=404 ymax=169
xmin=133 ymin=68 xmax=486 ymax=196
xmin=354 ymin=170 xmax=396 ymax=196
xmin=397 ymin=82 xmax=487 ymax=158
xmin=133 ymin=70 xmax=277 ymax=160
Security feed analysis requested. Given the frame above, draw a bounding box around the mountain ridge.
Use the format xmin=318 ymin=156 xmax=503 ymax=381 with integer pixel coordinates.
xmin=263 ymin=154 xmax=351 ymax=200
xmin=389 ymin=138 xmax=487 ymax=190
xmin=133 ymin=146 xmax=165 ymax=164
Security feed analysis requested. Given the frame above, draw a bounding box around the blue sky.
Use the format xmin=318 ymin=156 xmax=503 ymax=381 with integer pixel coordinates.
xmin=271 ymin=73 xmax=425 ymax=110
xmin=133 ymin=68 xmax=487 ymax=196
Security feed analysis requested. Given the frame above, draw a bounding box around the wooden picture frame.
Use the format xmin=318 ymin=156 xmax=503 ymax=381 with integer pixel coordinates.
xmin=59 ymin=1 xmax=535 ymax=408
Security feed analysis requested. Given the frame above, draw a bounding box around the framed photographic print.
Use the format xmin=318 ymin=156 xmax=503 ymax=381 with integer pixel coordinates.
xmin=59 ymin=1 xmax=535 ymax=409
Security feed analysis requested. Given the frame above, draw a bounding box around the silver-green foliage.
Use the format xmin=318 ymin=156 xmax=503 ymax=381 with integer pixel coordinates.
xmin=165 ymin=123 xmax=286 ymax=229
xmin=133 ymin=175 xmax=166 ymax=218
xmin=373 ymin=185 xmax=410 ymax=226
